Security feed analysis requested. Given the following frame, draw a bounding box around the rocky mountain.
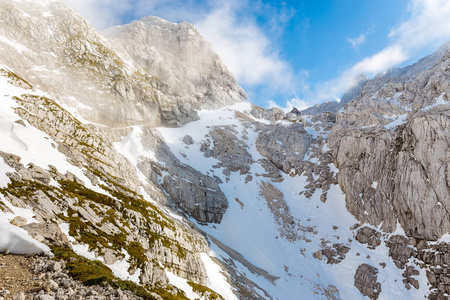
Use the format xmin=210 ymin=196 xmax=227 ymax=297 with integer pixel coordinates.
xmin=0 ymin=0 xmax=449 ymax=300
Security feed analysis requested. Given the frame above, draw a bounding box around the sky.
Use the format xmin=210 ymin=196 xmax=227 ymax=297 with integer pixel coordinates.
xmin=62 ymin=0 xmax=450 ymax=109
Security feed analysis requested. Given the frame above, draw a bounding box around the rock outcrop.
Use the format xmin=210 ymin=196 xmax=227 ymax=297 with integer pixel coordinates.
xmin=301 ymin=74 xmax=368 ymax=115
xmin=137 ymin=128 xmax=229 ymax=223
xmin=354 ymin=264 xmax=382 ymax=300
xmin=256 ymin=123 xmax=312 ymax=173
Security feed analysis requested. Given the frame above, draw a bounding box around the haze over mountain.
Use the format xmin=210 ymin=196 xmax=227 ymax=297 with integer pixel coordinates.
xmin=0 ymin=0 xmax=449 ymax=300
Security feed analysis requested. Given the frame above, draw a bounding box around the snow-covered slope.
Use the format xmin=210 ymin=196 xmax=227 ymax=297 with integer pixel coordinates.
xmin=147 ymin=103 xmax=430 ymax=299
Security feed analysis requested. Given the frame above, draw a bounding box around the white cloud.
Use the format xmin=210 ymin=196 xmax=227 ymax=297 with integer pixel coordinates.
xmin=61 ymin=0 xmax=132 ymax=30
xmin=389 ymin=0 xmax=450 ymax=50
xmin=61 ymin=0 xmax=296 ymax=97
xmin=195 ymin=3 xmax=293 ymax=90
xmin=348 ymin=34 xmax=366 ymax=48
xmin=307 ymin=0 xmax=450 ymax=104
xmin=267 ymin=97 xmax=309 ymax=112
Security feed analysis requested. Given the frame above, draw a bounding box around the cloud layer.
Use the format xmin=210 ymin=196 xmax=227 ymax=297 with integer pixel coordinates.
xmin=62 ymin=0 xmax=450 ymax=108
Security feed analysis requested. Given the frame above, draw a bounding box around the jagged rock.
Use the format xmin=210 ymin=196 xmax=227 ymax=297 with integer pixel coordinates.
xmin=284 ymin=108 xmax=303 ymax=121
xmin=321 ymin=243 xmax=351 ymax=264
xmin=313 ymin=250 xmax=323 ymax=260
xmin=201 ymin=126 xmax=253 ymax=175
xmin=182 ymin=135 xmax=194 ymax=145
xmin=402 ymin=265 xmax=420 ymax=290
xmin=140 ymin=261 xmax=169 ymax=287
xmin=259 ymin=181 xmax=316 ymax=242
xmin=354 ymin=264 xmax=382 ymax=300
xmin=417 ymin=242 xmax=450 ymax=297
xmin=256 ymin=159 xmax=283 ymax=182
xmin=256 ymin=123 xmax=312 ymax=173
xmin=355 ymin=226 xmax=381 ymax=249
xmin=300 ymin=74 xmax=368 ymax=115
xmin=43 ymin=280 xmax=58 ymax=292
xmin=301 ymin=101 xmax=340 ymax=115
xmin=385 ymin=235 xmax=415 ymax=269
xmin=9 ymin=216 xmax=27 ymax=227
xmin=328 ymin=45 xmax=450 ymax=239
xmin=139 ymin=127 xmax=228 ymax=223
xmin=249 ymin=105 xmax=284 ymax=121
xmin=22 ymin=222 xmax=71 ymax=249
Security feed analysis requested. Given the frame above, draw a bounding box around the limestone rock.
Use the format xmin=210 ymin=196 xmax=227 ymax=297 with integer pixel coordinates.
xmin=313 ymin=250 xmax=323 ymax=260
xmin=328 ymin=43 xmax=450 ymax=240
xmin=22 ymin=222 xmax=71 ymax=248
xmin=249 ymin=105 xmax=284 ymax=121
xmin=355 ymin=226 xmax=381 ymax=249
xmin=182 ymin=135 xmax=194 ymax=145
xmin=43 ymin=279 xmax=58 ymax=292
xmin=256 ymin=123 xmax=312 ymax=173
xmin=104 ymin=16 xmax=247 ymax=111
xmin=9 ymin=216 xmax=27 ymax=227
xmin=354 ymin=264 xmax=382 ymax=300
xmin=385 ymin=235 xmax=416 ymax=269
xmin=201 ymin=126 xmax=253 ymax=175
xmin=139 ymin=127 xmax=228 ymax=223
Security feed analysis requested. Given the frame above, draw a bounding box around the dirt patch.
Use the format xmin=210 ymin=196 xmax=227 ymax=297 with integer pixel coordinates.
xmin=0 ymin=254 xmax=41 ymax=298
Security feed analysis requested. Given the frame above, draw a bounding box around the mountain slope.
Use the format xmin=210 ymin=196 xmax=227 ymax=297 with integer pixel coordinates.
xmin=0 ymin=1 xmax=449 ymax=299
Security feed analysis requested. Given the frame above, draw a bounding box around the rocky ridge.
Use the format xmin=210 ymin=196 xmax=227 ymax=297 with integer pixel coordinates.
xmin=328 ymin=42 xmax=450 ymax=299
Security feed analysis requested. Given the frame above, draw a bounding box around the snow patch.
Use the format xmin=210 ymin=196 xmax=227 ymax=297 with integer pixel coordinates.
xmin=383 ymin=114 xmax=407 ymax=129
xmin=201 ymin=252 xmax=238 ymax=300
xmin=165 ymin=271 xmax=200 ymax=300
xmin=0 ymin=220 xmax=51 ymax=255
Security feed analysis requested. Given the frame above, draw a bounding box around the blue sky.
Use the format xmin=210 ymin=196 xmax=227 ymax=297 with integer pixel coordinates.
xmin=63 ymin=0 xmax=450 ymax=109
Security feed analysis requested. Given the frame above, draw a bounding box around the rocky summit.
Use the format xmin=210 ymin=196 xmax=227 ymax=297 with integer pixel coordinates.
xmin=0 ymin=0 xmax=449 ymax=299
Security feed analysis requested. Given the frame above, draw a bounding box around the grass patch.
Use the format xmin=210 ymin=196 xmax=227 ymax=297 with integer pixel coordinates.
xmin=187 ymin=281 xmax=224 ymax=300
xmin=52 ymin=246 xmax=157 ymax=299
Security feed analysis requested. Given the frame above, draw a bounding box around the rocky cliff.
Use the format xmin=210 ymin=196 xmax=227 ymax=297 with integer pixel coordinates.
xmin=328 ymin=43 xmax=450 ymax=299
xmin=104 ymin=16 xmax=247 ymax=111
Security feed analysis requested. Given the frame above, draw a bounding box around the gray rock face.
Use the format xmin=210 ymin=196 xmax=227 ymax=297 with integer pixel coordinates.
xmin=256 ymin=123 xmax=312 ymax=173
xmin=417 ymin=242 xmax=450 ymax=297
xmin=249 ymin=105 xmax=285 ymax=122
xmin=339 ymin=73 xmax=369 ymax=106
xmin=385 ymin=235 xmax=416 ymax=269
xmin=182 ymin=135 xmax=194 ymax=145
xmin=354 ymin=264 xmax=382 ymax=300
xmin=355 ymin=226 xmax=381 ymax=249
xmin=9 ymin=216 xmax=27 ymax=227
xmin=0 ymin=0 xmax=245 ymax=129
xmin=104 ymin=16 xmax=247 ymax=110
xmin=138 ymin=128 xmax=228 ymax=223
xmin=328 ymin=45 xmax=450 ymax=240
xmin=301 ymin=101 xmax=340 ymax=115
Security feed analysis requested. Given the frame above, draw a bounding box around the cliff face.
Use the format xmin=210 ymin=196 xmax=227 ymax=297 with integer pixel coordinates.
xmin=328 ymin=47 xmax=450 ymax=240
xmin=104 ymin=16 xmax=247 ymax=111
xmin=327 ymin=45 xmax=450 ymax=298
